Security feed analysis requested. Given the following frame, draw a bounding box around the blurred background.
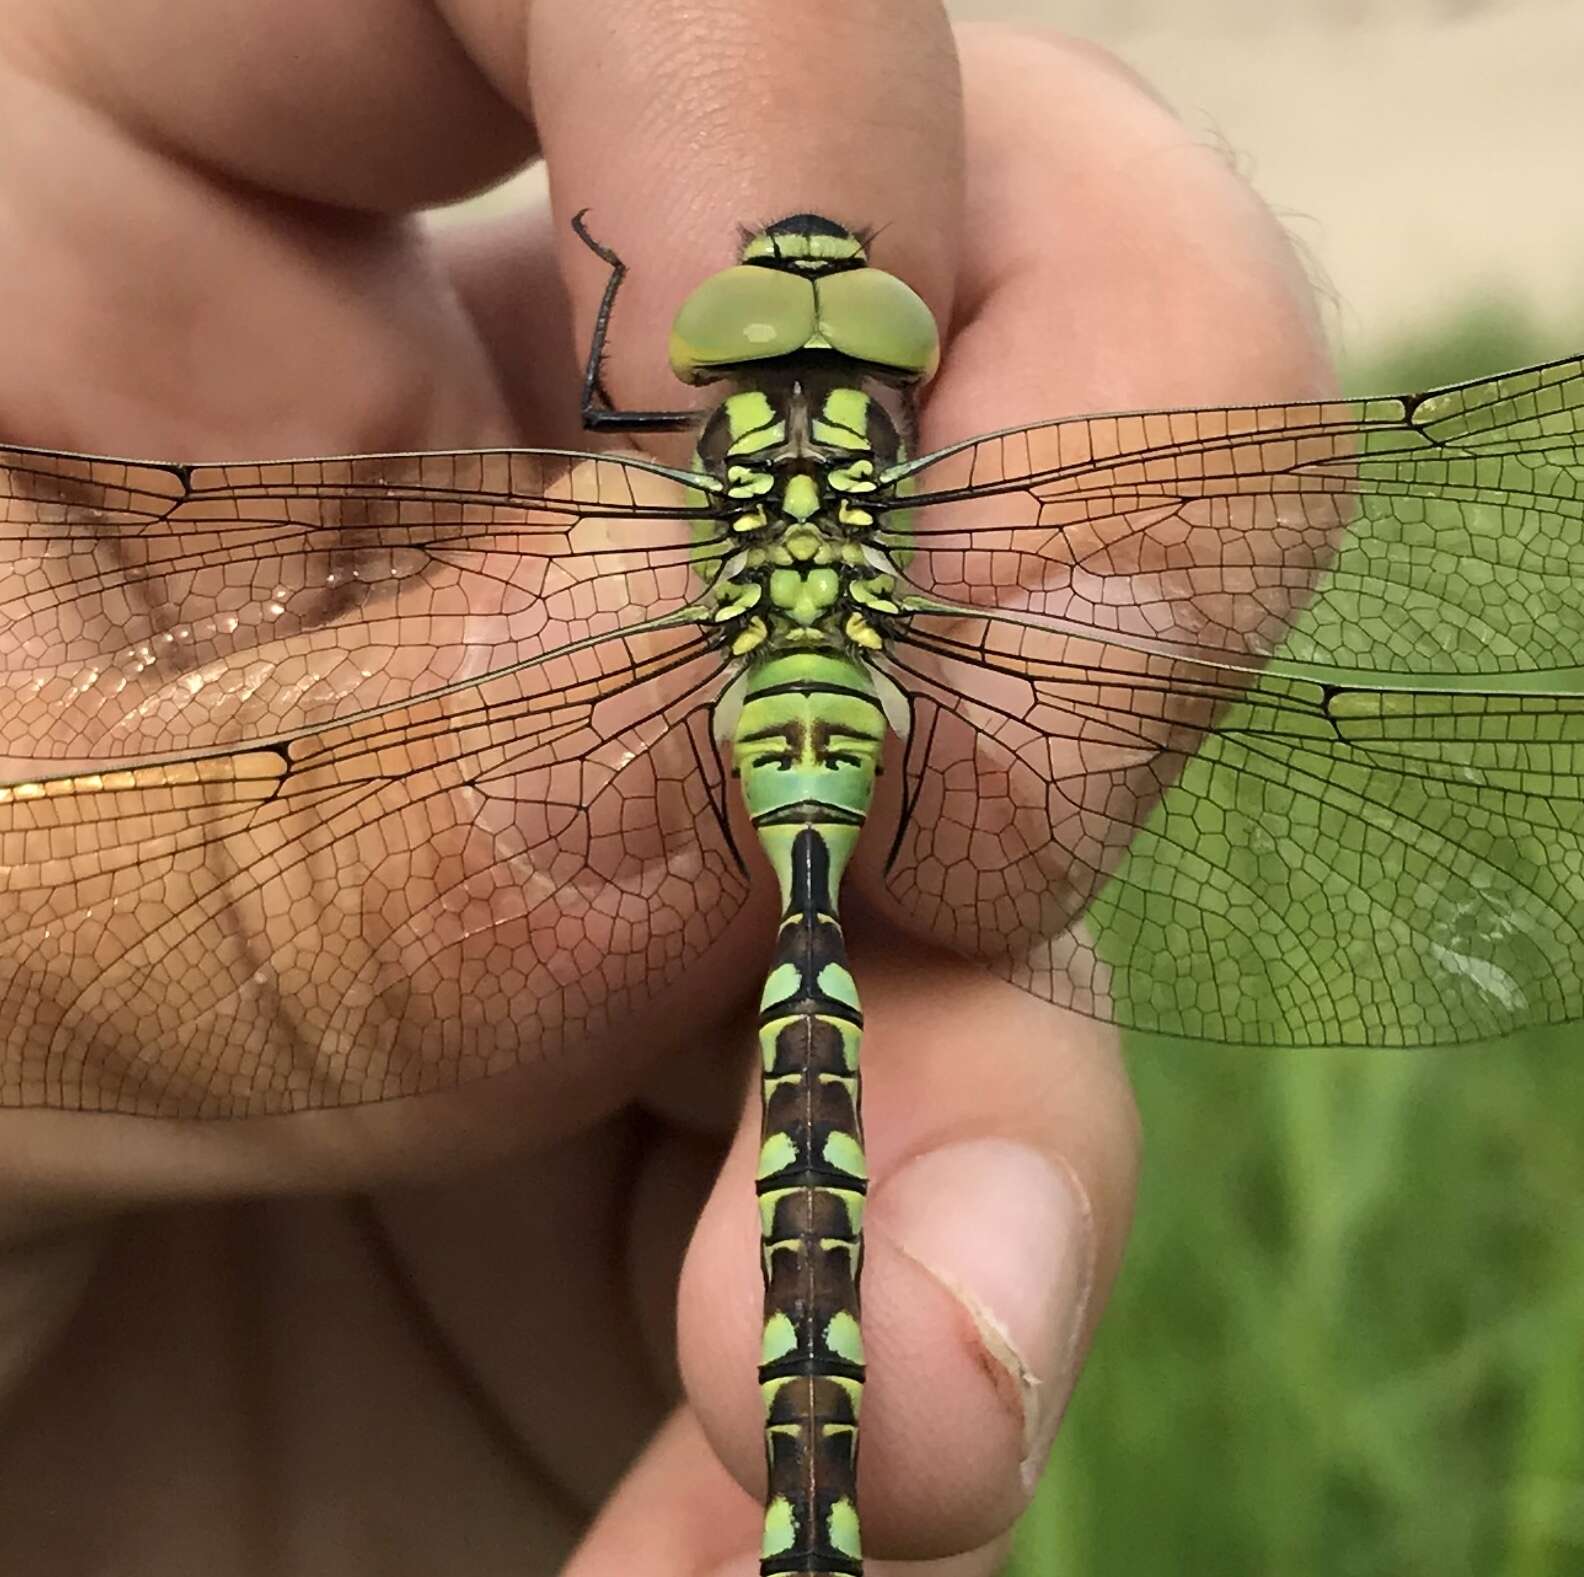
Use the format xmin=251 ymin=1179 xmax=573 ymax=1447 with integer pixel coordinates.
xmin=951 ymin=0 xmax=1582 ymax=385
xmin=931 ymin=5 xmax=1584 ymax=1576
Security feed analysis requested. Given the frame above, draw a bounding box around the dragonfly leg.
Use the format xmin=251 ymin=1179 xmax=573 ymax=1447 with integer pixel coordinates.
xmin=895 ymin=383 xmax=921 ymax=455
xmin=571 ymin=208 xmax=705 ymax=434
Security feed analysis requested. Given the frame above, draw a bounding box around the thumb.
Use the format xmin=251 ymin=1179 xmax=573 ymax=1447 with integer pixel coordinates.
xmin=677 ymin=924 xmax=1138 ymax=1565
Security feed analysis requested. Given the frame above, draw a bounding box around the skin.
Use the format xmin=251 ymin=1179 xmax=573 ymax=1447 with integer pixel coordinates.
xmin=0 ymin=3 xmax=1332 ymax=1573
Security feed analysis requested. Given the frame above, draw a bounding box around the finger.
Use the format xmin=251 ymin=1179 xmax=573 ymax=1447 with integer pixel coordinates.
xmin=499 ymin=0 xmax=963 ymax=438
xmin=562 ymin=1408 xmax=758 ymax=1577
xmin=565 ymin=1406 xmax=1013 ymax=1577
xmin=930 ymin=25 xmax=1334 ymax=447
xmin=855 ymin=31 xmax=1341 ymax=961
xmin=9 ymin=1 xmax=532 ymax=208
xmin=0 ymin=4 xmax=531 ymax=452
xmin=678 ymin=937 xmax=1137 ymax=1563
xmin=432 ymin=187 xmax=591 ymax=450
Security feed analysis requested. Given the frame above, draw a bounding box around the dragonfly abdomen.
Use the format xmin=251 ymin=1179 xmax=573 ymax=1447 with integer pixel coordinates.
xmin=736 ymin=653 xmax=887 ymax=1577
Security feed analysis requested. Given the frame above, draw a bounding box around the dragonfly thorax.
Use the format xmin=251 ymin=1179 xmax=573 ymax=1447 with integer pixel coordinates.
xmin=695 ymin=381 xmax=909 ymax=658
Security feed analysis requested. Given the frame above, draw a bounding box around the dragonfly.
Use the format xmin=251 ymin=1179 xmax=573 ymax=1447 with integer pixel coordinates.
xmin=3 ymin=209 xmax=1582 ymax=1577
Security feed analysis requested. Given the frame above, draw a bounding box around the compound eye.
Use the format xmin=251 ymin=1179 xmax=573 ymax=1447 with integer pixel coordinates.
xmin=669 ymin=266 xmax=817 ymax=385
xmin=814 ymin=268 xmax=941 ymax=382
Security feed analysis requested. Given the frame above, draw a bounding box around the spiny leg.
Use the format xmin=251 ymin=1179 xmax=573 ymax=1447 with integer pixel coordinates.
xmin=571 ymin=209 xmax=704 ymax=434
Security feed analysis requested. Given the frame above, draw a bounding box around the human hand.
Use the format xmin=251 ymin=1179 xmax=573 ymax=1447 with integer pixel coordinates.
xmin=0 ymin=2 xmax=1327 ymax=1572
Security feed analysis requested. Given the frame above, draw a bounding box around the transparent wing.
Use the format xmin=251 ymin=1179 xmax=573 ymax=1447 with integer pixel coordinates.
xmin=880 ymin=355 xmax=1584 ymax=682
xmin=1 ymin=444 xmax=726 ymax=761
xmin=0 ymin=447 xmax=746 ymax=1116
xmin=873 ymin=357 xmax=1584 ymax=1047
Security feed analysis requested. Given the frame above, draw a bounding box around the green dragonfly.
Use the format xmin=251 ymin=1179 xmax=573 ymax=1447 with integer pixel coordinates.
xmin=2 ymin=211 xmax=1582 ymax=1577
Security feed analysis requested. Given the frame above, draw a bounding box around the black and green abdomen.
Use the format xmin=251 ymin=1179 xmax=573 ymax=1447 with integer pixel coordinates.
xmin=736 ymin=652 xmax=887 ymax=1576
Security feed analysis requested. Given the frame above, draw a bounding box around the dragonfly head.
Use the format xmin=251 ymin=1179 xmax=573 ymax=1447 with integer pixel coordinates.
xmin=668 ymin=215 xmax=940 ymax=387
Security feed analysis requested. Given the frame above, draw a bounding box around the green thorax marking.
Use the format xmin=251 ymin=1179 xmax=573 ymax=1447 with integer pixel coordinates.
xmin=696 ymin=383 xmax=911 ymax=659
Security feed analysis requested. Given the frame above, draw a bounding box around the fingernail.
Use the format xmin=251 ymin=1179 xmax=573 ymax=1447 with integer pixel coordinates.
xmin=879 ymin=1138 xmax=1094 ymax=1488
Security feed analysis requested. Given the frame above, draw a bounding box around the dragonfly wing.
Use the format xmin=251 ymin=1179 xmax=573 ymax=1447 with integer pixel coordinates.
xmin=0 ymin=447 xmax=746 ymax=1116
xmin=878 ymin=623 xmax=1584 ymax=1048
xmin=0 ymin=445 xmax=724 ymax=764
xmin=872 ymin=358 xmax=1584 ymax=1047
xmin=882 ymin=355 xmax=1584 ymax=684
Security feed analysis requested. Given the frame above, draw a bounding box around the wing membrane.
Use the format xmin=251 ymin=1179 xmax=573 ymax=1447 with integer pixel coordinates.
xmin=876 ymin=355 xmax=1584 ymax=1046
xmin=881 ymin=615 xmax=1584 ymax=1047
xmin=883 ymin=356 xmax=1584 ymax=684
xmin=1 ymin=444 xmax=725 ymax=765
xmin=1 ymin=446 xmax=744 ymax=1116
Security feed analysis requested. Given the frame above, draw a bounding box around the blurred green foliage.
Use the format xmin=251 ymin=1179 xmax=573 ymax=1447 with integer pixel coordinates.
xmin=1008 ymin=307 xmax=1584 ymax=1577
xmin=1349 ymin=301 xmax=1564 ymax=402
